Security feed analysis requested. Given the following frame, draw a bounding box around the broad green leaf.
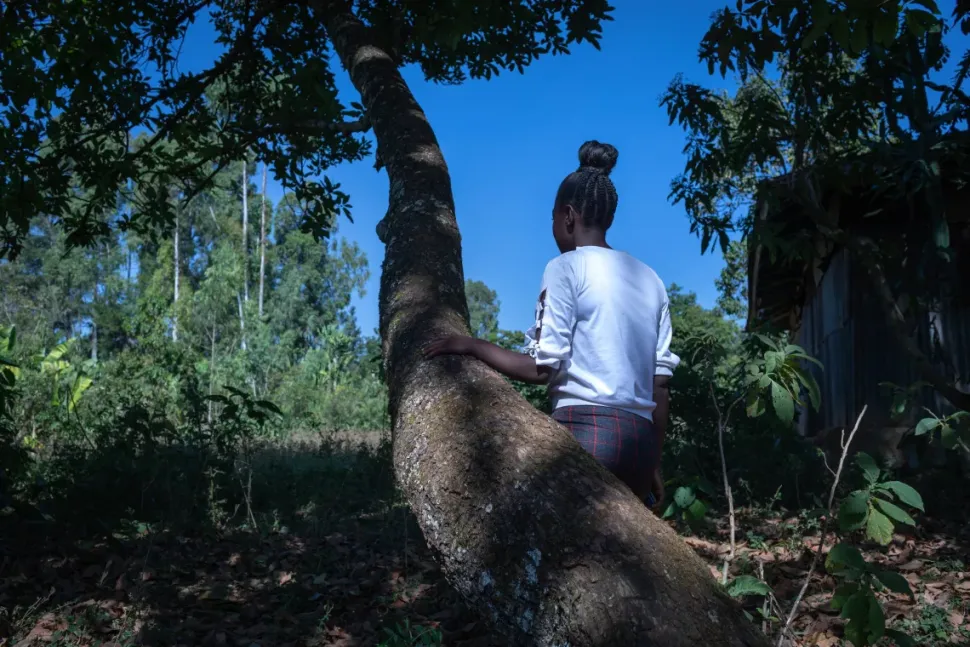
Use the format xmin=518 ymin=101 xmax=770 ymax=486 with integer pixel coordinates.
xmin=687 ymin=498 xmax=707 ymax=520
xmin=874 ymin=570 xmax=913 ymax=598
xmin=255 ymin=399 xmax=283 ymax=415
xmin=801 ymin=17 xmax=831 ymax=50
xmin=855 ymin=452 xmax=880 ymax=484
xmin=831 ymin=582 xmax=859 ymax=611
xmin=884 ymin=628 xmax=917 ymax=647
xmin=827 ymin=543 xmax=868 ymax=573
xmin=770 ymin=380 xmax=794 ymax=425
xmin=940 ymin=424 xmax=958 ymax=450
xmin=764 ymin=351 xmax=779 ymax=374
xmin=68 ymin=374 xmax=92 ymax=413
xmin=727 ymin=575 xmax=772 ymax=598
xmin=792 ymin=365 xmax=821 ymax=411
xmin=866 ymin=508 xmax=895 ymax=545
xmin=915 ymin=416 xmax=939 ymax=436
xmin=878 ymin=481 xmax=924 ymax=512
xmin=873 ymin=10 xmax=898 ymax=46
xmin=45 ymin=340 xmax=74 ymax=362
xmin=867 ymin=589 xmax=886 ymax=642
xmin=838 ymin=491 xmax=870 ymax=532
xmin=5 ymin=326 xmax=15 ymax=351
xmin=873 ymin=498 xmax=915 ymax=526
xmin=673 ymin=486 xmax=696 ymax=509
xmin=662 ymin=502 xmax=677 ymax=520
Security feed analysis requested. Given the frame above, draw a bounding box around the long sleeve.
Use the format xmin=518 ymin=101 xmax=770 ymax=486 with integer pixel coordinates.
xmin=524 ymin=258 xmax=576 ymax=371
xmin=655 ymin=293 xmax=680 ymax=377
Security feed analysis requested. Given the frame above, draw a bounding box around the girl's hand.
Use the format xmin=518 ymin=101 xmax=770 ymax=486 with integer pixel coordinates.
xmin=423 ymin=335 xmax=480 ymax=359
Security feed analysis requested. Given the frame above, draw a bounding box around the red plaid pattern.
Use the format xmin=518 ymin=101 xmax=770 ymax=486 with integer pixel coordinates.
xmin=553 ymin=405 xmax=658 ymax=499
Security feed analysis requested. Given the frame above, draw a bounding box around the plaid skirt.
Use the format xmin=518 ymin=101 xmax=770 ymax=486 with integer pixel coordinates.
xmin=553 ymin=405 xmax=658 ymax=502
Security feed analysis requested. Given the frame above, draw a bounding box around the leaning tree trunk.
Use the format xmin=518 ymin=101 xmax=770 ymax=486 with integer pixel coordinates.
xmin=324 ymin=10 xmax=769 ymax=647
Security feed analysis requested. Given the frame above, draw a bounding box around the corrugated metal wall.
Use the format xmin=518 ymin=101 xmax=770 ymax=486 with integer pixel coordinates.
xmin=794 ymin=249 xmax=969 ymax=435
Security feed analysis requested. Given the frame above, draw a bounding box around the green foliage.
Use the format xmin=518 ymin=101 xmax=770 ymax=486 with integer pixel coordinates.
xmin=744 ymin=336 xmax=822 ymax=426
xmin=826 ymin=540 xmax=917 ymax=647
xmin=726 ymin=574 xmax=773 ymax=598
xmin=378 ymin=620 xmax=443 ymax=647
xmin=661 ymin=477 xmax=715 ymax=527
xmin=835 ymin=452 xmax=925 ymax=547
xmin=0 ymin=1 xmax=614 ymax=257
xmin=812 ymin=451 xmax=927 ymax=646
xmin=914 ymin=409 xmax=970 ymax=453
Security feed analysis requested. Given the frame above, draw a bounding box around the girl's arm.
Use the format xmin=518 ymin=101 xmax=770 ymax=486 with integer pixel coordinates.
xmin=424 ymin=336 xmax=553 ymax=385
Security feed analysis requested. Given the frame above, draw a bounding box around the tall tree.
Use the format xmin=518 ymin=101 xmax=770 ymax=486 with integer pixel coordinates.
xmin=0 ymin=3 xmax=766 ymax=644
xmin=258 ymin=163 xmax=268 ymax=318
xmin=465 ymin=279 xmax=500 ymax=339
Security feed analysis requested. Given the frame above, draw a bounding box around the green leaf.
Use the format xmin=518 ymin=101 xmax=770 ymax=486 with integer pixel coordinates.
xmin=764 ymin=351 xmax=780 ymax=374
xmin=673 ymin=486 xmax=696 ymax=509
xmin=68 ymin=374 xmax=92 ymax=413
xmin=687 ymin=498 xmax=707 ymax=520
xmin=884 ymin=628 xmax=918 ymax=647
xmin=915 ymin=416 xmax=940 ymax=436
xmin=826 ymin=543 xmax=868 ymax=573
xmin=792 ymin=365 xmax=821 ymax=411
xmin=873 ymin=10 xmax=898 ymax=46
xmin=873 ymin=498 xmax=915 ymax=526
xmin=661 ymin=502 xmax=678 ymax=520
xmin=940 ymin=424 xmax=959 ymax=450
xmin=874 ymin=570 xmax=913 ymax=598
xmin=878 ymin=481 xmax=924 ymax=512
xmin=831 ymin=582 xmax=859 ymax=611
xmin=855 ymin=452 xmax=880 ymax=484
xmin=746 ymin=388 xmax=766 ymax=418
xmin=866 ymin=508 xmax=895 ymax=545
xmin=727 ymin=575 xmax=772 ymax=598
xmin=255 ymin=399 xmax=283 ymax=415
xmin=770 ymin=380 xmax=794 ymax=425
xmin=849 ymin=20 xmax=868 ymax=56
xmin=867 ymin=589 xmax=886 ymax=642
xmin=838 ymin=491 xmax=870 ymax=532
xmin=802 ymin=18 xmax=831 ymax=50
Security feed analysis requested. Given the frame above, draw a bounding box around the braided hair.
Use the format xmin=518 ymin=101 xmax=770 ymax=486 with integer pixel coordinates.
xmin=555 ymin=141 xmax=619 ymax=230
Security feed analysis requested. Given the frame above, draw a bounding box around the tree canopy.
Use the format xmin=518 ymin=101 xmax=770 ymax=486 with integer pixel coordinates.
xmin=1 ymin=0 xmax=612 ymax=258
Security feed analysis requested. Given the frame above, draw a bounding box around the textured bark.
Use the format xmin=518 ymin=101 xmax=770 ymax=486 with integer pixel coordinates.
xmin=324 ymin=8 xmax=770 ymax=646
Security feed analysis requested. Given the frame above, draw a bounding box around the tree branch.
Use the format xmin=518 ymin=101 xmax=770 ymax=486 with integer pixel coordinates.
xmin=776 ymin=405 xmax=868 ymax=647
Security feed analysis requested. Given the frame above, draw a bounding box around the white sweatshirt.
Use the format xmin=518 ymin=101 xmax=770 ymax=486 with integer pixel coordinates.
xmin=523 ymin=246 xmax=680 ymax=421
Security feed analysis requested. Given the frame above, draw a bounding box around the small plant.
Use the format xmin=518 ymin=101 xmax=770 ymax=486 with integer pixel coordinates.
xmin=743 ymin=336 xmax=821 ymax=427
xmin=377 ymin=619 xmax=443 ymax=647
xmin=661 ymin=476 xmax=715 ymax=527
xmin=914 ymin=408 xmax=969 ymax=454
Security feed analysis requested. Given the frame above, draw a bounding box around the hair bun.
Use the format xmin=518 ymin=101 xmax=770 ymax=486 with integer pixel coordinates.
xmin=578 ymin=140 xmax=619 ymax=176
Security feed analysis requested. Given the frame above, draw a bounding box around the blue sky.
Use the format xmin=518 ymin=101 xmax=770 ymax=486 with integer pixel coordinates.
xmin=180 ymin=0 xmax=964 ymax=338
xmin=327 ymin=1 xmax=737 ymax=336
xmin=179 ymin=1 xmax=738 ymax=336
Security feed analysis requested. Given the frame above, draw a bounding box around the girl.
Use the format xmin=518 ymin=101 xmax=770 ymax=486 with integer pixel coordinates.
xmin=423 ymin=141 xmax=679 ymax=510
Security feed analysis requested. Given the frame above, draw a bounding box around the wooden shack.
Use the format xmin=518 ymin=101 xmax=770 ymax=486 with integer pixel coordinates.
xmin=745 ymin=155 xmax=970 ymax=440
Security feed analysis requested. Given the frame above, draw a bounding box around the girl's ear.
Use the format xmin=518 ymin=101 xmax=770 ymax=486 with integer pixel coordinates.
xmin=564 ymin=204 xmax=578 ymax=230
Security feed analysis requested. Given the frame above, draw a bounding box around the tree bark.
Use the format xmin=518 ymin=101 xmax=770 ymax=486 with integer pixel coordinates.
xmin=323 ymin=8 xmax=769 ymax=647
xmin=173 ymin=201 xmax=180 ymax=343
xmin=258 ymin=162 xmax=267 ymax=318
xmin=241 ymin=156 xmax=250 ymax=303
